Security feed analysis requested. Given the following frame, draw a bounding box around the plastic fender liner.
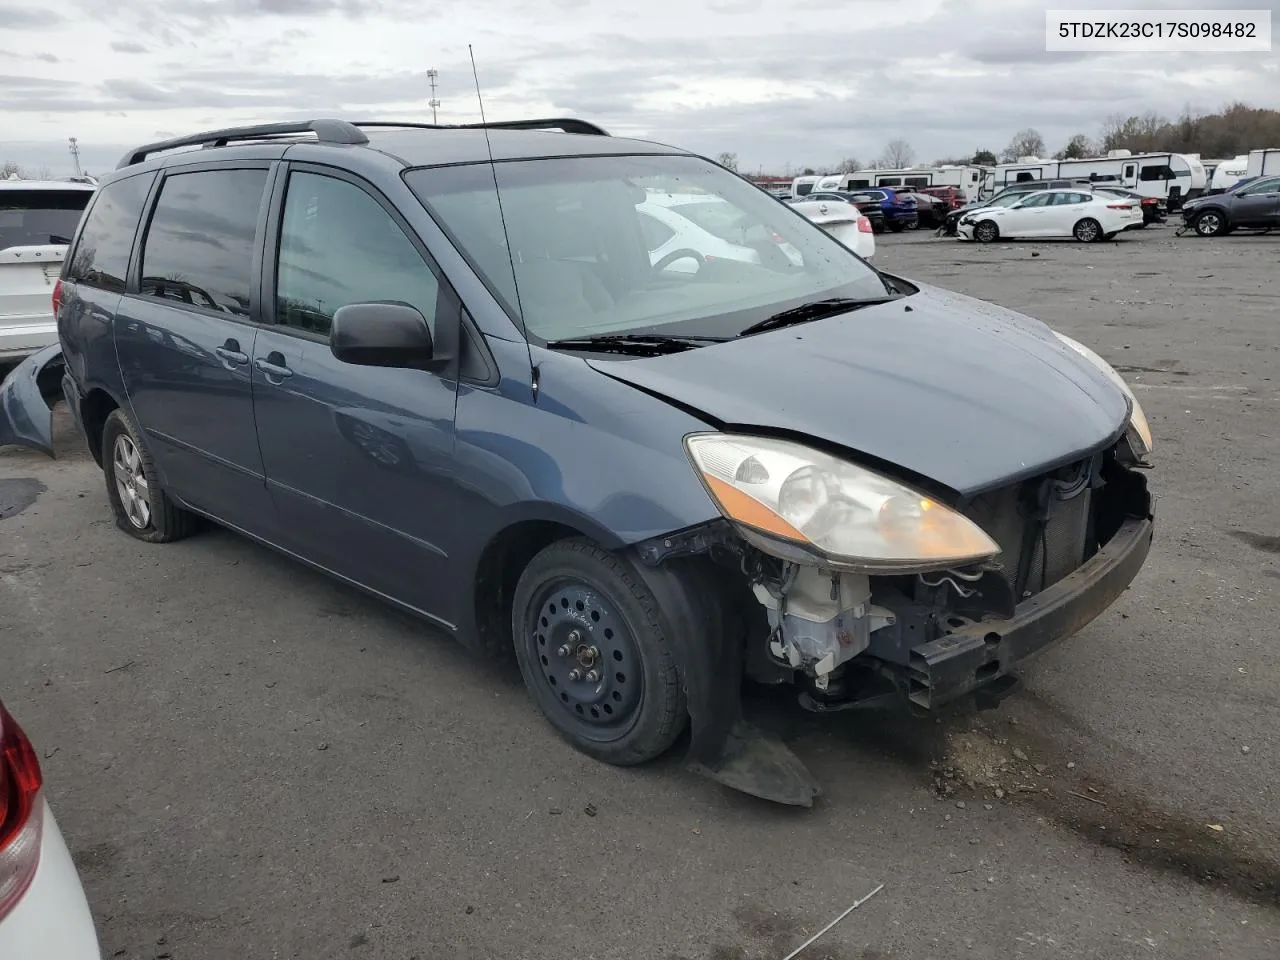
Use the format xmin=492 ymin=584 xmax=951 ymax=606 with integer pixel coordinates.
xmin=0 ymin=345 xmax=64 ymax=458
xmin=625 ymin=550 xmax=821 ymax=807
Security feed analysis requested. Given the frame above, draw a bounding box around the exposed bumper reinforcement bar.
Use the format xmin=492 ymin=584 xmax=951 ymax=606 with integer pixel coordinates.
xmin=907 ymin=516 xmax=1154 ymax=709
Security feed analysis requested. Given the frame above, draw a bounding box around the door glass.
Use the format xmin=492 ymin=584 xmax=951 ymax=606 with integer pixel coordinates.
xmin=1017 ymin=193 xmax=1053 ymax=208
xmin=275 ymin=172 xmax=440 ymax=337
xmin=65 ymin=174 xmax=155 ymax=293
xmin=140 ymin=169 xmax=267 ymax=316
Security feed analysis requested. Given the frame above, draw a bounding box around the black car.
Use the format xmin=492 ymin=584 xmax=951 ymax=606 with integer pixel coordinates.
xmin=801 ymin=191 xmax=885 ymax=232
xmin=1091 ymin=186 xmax=1166 ymax=227
xmin=1179 ymin=175 xmax=1280 ymax=236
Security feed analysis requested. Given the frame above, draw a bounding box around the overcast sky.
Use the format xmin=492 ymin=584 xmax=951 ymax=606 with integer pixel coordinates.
xmin=2 ymin=0 xmax=1277 ymax=177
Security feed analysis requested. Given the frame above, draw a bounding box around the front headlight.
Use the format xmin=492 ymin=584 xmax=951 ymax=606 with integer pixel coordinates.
xmin=1052 ymin=332 xmax=1153 ymax=458
xmin=684 ymin=434 xmax=1000 ymax=573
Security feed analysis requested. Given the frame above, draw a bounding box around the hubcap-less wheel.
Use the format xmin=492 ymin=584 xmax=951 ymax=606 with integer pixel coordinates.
xmin=1195 ymin=212 xmax=1223 ymax=236
xmin=1074 ymin=218 xmax=1101 ymax=242
xmin=974 ymin=221 xmax=998 ymax=243
xmin=112 ymin=434 xmax=151 ymax=529
xmin=527 ymin=579 xmax=642 ymax=737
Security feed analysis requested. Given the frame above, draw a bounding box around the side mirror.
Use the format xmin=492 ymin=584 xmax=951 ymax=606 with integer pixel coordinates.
xmin=330 ymin=301 xmax=438 ymax=370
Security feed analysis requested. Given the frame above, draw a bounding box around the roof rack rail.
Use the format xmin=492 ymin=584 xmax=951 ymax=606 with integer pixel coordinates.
xmin=116 ymin=118 xmax=369 ymax=169
xmin=355 ymin=117 xmax=610 ymax=137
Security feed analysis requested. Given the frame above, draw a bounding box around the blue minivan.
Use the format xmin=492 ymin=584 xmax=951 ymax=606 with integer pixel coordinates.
xmin=0 ymin=118 xmax=1155 ymax=805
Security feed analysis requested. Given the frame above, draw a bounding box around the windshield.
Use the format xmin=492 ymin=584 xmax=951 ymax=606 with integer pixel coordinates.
xmin=406 ymin=155 xmax=890 ymax=342
xmin=0 ymin=189 xmax=91 ymax=250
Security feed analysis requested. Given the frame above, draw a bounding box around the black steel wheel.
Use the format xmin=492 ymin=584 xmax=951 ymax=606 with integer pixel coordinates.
xmin=512 ymin=537 xmax=686 ymax=765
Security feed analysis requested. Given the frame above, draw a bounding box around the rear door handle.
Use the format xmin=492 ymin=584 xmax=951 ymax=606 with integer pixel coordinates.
xmin=254 ymin=352 xmax=293 ymax=380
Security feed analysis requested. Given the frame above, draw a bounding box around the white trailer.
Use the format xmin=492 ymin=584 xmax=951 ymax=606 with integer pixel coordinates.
xmin=1208 ymin=155 xmax=1250 ymax=192
xmin=790 ymin=175 xmax=823 ymax=198
xmin=811 ymin=165 xmax=988 ymax=202
xmin=1247 ymin=149 xmax=1280 ymax=177
xmin=990 ymin=150 xmax=1207 ymax=209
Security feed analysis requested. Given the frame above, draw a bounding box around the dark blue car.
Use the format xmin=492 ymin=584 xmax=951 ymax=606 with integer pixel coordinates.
xmin=0 ymin=118 xmax=1156 ymax=806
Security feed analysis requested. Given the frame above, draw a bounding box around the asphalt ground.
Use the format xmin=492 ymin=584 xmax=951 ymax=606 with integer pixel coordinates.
xmin=2 ymin=222 xmax=1278 ymax=959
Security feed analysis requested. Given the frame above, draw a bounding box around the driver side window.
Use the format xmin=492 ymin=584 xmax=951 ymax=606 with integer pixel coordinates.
xmin=1018 ymin=193 xmax=1053 ymax=208
xmin=276 ymin=171 xmax=441 ymax=337
xmin=1240 ymin=177 xmax=1280 ymax=195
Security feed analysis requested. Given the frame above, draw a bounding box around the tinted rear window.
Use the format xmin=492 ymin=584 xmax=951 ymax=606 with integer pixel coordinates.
xmin=66 ymin=174 xmax=153 ymax=292
xmin=0 ymin=189 xmax=92 ymax=251
xmin=140 ymin=169 xmax=267 ymax=317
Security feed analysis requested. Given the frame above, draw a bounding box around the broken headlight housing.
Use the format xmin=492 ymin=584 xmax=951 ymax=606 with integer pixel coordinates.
xmin=1052 ymin=332 xmax=1153 ymax=459
xmin=684 ymin=433 xmax=1000 ymax=573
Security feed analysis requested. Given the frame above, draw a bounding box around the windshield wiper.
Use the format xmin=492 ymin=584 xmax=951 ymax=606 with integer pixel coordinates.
xmin=738 ymin=296 xmax=902 ymax=336
xmin=543 ymin=333 xmax=727 ymax=355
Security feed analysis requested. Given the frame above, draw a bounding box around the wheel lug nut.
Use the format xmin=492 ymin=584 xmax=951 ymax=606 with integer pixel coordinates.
xmin=585 ymin=670 xmax=599 ymax=683
xmin=568 ymin=669 xmax=582 ymax=682
xmin=568 ymin=629 xmax=582 ymax=644
xmin=557 ymin=644 xmax=572 ymax=657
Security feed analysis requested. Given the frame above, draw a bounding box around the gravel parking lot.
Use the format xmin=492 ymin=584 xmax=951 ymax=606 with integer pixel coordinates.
xmin=2 ymin=224 xmax=1278 ymax=959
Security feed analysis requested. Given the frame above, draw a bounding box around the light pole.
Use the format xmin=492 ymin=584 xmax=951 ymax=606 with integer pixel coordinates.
xmin=427 ymin=69 xmax=440 ymax=124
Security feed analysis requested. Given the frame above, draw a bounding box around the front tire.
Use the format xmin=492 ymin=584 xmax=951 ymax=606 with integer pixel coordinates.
xmin=512 ymin=538 xmax=686 ymax=766
xmin=101 ymin=409 xmax=196 ymax=543
xmin=973 ymin=220 xmax=999 ymax=243
xmin=1194 ymin=210 xmax=1227 ymax=236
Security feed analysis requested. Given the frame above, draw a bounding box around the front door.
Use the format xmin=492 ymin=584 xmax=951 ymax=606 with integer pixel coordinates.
xmin=251 ymin=166 xmax=462 ymax=628
xmin=113 ymin=165 xmax=275 ymax=531
xmin=1232 ymin=176 xmax=1280 ymax=226
xmin=1003 ymin=191 xmax=1054 ymax=235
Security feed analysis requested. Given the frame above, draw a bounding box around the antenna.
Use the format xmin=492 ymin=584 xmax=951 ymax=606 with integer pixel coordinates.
xmin=426 ymin=68 xmax=440 ymax=125
xmin=68 ymin=137 xmax=82 ymax=178
xmin=469 ymin=44 xmax=535 ymax=390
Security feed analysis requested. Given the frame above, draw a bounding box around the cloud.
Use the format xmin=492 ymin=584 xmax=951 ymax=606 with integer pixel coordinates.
xmin=110 ymin=40 xmax=150 ymax=53
xmin=0 ymin=4 xmax=62 ymax=28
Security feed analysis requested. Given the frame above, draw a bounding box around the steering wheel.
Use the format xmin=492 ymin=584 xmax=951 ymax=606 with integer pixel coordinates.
xmin=653 ymin=248 xmax=706 ymax=272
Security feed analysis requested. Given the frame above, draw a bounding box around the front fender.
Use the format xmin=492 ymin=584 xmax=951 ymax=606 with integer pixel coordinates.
xmin=0 ymin=345 xmax=64 ymax=458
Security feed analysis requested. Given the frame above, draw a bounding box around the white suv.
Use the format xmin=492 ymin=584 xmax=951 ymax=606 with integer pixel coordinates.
xmin=0 ymin=178 xmax=96 ymax=363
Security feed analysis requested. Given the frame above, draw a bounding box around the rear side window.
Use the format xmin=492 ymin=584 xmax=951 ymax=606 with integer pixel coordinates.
xmin=65 ymin=174 xmax=154 ymax=293
xmin=140 ymin=169 xmax=267 ymax=317
xmin=0 ymin=189 xmax=91 ymax=251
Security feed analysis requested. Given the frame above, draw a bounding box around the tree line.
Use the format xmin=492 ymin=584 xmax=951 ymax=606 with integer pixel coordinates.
xmin=773 ymin=101 xmax=1280 ymax=176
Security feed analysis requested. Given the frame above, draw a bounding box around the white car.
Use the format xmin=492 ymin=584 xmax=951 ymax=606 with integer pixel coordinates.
xmin=1 ymin=178 xmax=96 ymax=362
xmin=957 ymin=188 xmax=1141 ymax=243
xmin=787 ymin=198 xmax=876 ymax=260
xmin=0 ymin=700 xmax=101 ymax=959
xmin=637 ymin=194 xmax=803 ymax=272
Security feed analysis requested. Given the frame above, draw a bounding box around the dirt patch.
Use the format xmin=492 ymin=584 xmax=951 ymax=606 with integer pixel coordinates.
xmin=938 ymin=718 xmax=1280 ymax=909
xmin=1230 ymin=530 xmax=1280 ymax=555
xmin=0 ymin=477 xmax=45 ymax=520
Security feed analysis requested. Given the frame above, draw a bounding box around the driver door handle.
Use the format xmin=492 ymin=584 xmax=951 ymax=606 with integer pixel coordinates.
xmin=215 ymin=339 xmax=249 ymax=366
xmin=254 ymin=351 xmax=293 ymax=379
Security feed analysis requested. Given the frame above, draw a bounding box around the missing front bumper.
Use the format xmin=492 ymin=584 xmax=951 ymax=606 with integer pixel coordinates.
xmin=906 ymin=515 xmax=1154 ymax=709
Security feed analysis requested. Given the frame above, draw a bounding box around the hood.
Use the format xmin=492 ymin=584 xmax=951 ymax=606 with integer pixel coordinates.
xmin=586 ymin=284 xmax=1130 ymax=498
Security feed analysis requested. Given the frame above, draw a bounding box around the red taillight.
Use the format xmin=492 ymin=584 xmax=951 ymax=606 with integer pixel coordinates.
xmin=51 ymin=278 xmax=63 ymax=317
xmin=0 ymin=702 xmax=44 ymax=921
xmin=1141 ymin=197 xmax=1158 ymax=205
xmin=1106 ymin=203 xmax=1134 ymax=209
xmin=857 ymin=216 xmax=873 ymax=233
xmin=770 ymin=232 xmax=785 ymax=244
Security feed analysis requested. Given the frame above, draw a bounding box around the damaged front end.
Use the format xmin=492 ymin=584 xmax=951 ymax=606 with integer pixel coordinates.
xmin=633 ymin=431 xmax=1153 ymax=809
xmin=0 ymin=344 xmax=65 ymax=458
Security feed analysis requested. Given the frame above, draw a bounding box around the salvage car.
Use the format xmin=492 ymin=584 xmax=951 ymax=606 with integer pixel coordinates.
xmin=958 ymin=189 xmax=1141 ymax=242
xmin=0 ymin=179 xmax=97 ymax=362
xmin=0 ymin=118 xmax=1155 ymax=806
xmin=1178 ymin=174 xmax=1280 ymax=236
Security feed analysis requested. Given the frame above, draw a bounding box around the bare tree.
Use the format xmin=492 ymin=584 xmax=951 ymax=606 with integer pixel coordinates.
xmin=1056 ymin=134 xmax=1095 ymax=160
xmin=878 ymin=139 xmax=915 ymax=168
xmin=1 ymin=160 xmax=24 ymax=179
xmin=836 ymin=156 xmax=862 ymax=173
xmin=1001 ymin=128 xmax=1046 ymax=162
xmin=716 ymin=152 xmax=739 ymax=172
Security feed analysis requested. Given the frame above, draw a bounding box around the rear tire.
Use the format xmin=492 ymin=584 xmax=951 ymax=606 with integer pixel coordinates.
xmin=511 ymin=537 xmax=686 ymax=766
xmin=101 ymin=409 xmax=197 ymax=543
xmin=973 ymin=220 xmax=999 ymax=243
xmin=1073 ymin=218 xmax=1103 ymax=242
